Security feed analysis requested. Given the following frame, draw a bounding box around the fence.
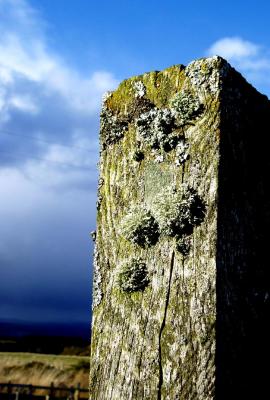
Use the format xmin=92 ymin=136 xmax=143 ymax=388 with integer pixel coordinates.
xmin=0 ymin=382 xmax=89 ymax=399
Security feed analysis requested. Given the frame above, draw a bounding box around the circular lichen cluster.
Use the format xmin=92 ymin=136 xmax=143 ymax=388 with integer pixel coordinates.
xmin=117 ymin=259 xmax=149 ymax=293
xmin=120 ymin=187 xmax=205 ymax=256
xmin=152 ymin=187 xmax=205 ymax=238
xmin=135 ymin=108 xmax=178 ymax=151
xmin=170 ymin=91 xmax=204 ymax=124
xmin=120 ymin=206 xmax=159 ymax=248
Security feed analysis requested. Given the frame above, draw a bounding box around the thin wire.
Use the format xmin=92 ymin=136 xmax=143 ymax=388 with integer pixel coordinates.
xmin=0 ymin=150 xmax=94 ymax=170
xmin=0 ymin=129 xmax=97 ymax=152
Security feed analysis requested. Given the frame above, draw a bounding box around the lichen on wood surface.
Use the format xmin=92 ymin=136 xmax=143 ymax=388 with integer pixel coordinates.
xmin=90 ymin=56 xmax=270 ymax=399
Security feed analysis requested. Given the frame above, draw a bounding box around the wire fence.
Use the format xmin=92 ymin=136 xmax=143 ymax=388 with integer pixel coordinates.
xmin=0 ymin=382 xmax=89 ymax=399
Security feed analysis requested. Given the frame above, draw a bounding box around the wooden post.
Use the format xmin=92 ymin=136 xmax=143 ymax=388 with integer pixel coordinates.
xmin=50 ymin=382 xmax=54 ymax=399
xmin=15 ymin=390 xmax=19 ymax=400
xmin=28 ymin=384 xmax=33 ymax=400
xmin=90 ymin=56 xmax=270 ymax=399
xmin=75 ymin=383 xmax=80 ymax=400
xmin=69 ymin=385 xmax=74 ymax=400
xmin=7 ymin=381 xmax=12 ymax=400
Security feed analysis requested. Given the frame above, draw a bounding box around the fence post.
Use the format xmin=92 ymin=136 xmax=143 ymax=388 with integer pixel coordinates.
xmin=28 ymin=384 xmax=33 ymax=400
xmin=8 ymin=381 xmax=12 ymax=400
xmin=50 ymin=382 xmax=54 ymax=399
xmin=75 ymin=383 xmax=80 ymax=400
xmin=15 ymin=389 xmax=19 ymax=400
xmin=68 ymin=385 xmax=74 ymax=400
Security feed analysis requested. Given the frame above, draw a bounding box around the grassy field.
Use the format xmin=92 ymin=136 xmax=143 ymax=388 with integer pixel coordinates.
xmin=0 ymin=352 xmax=89 ymax=387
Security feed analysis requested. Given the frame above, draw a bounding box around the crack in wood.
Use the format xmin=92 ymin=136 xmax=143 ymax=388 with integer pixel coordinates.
xmin=157 ymin=250 xmax=175 ymax=400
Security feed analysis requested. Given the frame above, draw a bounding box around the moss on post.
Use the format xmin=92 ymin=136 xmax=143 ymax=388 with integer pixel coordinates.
xmin=90 ymin=56 xmax=270 ymax=399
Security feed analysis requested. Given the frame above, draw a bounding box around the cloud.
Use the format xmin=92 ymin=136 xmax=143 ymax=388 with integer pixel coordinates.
xmin=0 ymin=0 xmax=118 ymax=184
xmin=207 ymin=37 xmax=259 ymax=60
xmin=206 ymin=37 xmax=270 ymax=94
xmin=0 ymin=0 xmax=117 ymax=321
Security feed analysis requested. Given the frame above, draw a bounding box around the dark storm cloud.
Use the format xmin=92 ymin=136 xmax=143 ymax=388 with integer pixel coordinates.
xmin=0 ymin=0 xmax=117 ymax=323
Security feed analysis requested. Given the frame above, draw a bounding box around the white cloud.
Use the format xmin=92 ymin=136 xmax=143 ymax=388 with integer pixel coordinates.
xmin=207 ymin=37 xmax=259 ymax=60
xmin=0 ymin=30 xmax=118 ymax=114
xmin=9 ymin=94 xmax=39 ymax=113
xmin=0 ymin=0 xmax=116 ymax=178
xmin=206 ymin=37 xmax=270 ymax=95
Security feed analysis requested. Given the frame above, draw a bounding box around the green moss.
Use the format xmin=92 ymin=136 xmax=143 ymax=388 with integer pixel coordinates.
xmin=142 ymin=65 xmax=186 ymax=108
xmin=106 ymin=65 xmax=186 ymax=116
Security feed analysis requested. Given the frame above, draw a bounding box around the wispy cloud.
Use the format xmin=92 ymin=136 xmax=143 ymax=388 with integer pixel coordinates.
xmin=0 ymin=0 xmax=118 ymax=186
xmin=0 ymin=0 xmax=116 ymax=320
xmin=207 ymin=37 xmax=270 ymax=95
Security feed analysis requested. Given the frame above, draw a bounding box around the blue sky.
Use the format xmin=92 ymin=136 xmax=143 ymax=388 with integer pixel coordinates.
xmin=0 ymin=0 xmax=269 ymax=324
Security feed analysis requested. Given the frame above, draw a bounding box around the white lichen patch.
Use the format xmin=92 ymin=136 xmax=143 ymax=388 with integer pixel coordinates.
xmin=133 ymin=80 xmax=146 ymax=98
xmin=155 ymin=153 xmax=164 ymax=163
xmin=92 ymin=245 xmax=103 ymax=308
xmin=135 ymin=108 xmax=177 ymax=151
xmin=96 ymin=177 xmax=104 ymax=210
xmin=185 ymin=56 xmax=230 ymax=96
xmin=151 ymin=187 xmax=183 ymax=236
xmin=151 ymin=186 xmax=206 ymax=239
xmin=175 ymin=139 xmax=189 ymax=165
xmin=102 ymin=90 xmax=113 ymax=104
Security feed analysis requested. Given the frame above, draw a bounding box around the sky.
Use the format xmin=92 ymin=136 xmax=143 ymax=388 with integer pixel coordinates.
xmin=0 ymin=0 xmax=270 ymax=324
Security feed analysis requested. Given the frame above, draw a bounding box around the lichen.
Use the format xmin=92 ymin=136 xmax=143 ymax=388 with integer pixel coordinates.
xmin=152 ymin=186 xmax=206 ymax=237
xmin=96 ymin=177 xmax=104 ymax=210
xmin=176 ymin=236 xmax=191 ymax=256
xmin=106 ymin=77 xmax=154 ymax=119
xmin=100 ymin=107 xmax=128 ymax=149
xmin=133 ymin=80 xmax=146 ymax=98
xmin=90 ymin=57 xmax=226 ymax=398
xmin=117 ymin=259 xmax=149 ymax=293
xmin=90 ymin=230 xmax=96 ymax=242
xmin=120 ymin=205 xmax=159 ymax=247
xmin=170 ymin=91 xmax=204 ymax=124
xmin=151 ymin=187 xmax=184 ymax=236
xmin=92 ymin=246 xmax=103 ymax=308
xmin=185 ymin=56 xmax=229 ymax=95
xmin=135 ymin=107 xmax=178 ymax=151
xmin=175 ymin=139 xmax=189 ymax=165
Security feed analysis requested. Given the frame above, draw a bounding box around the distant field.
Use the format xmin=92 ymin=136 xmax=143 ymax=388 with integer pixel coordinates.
xmin=0 ymin=352 xmax=89 ymax=387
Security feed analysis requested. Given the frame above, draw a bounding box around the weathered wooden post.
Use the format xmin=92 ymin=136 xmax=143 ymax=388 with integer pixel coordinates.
xmin=90 ymin=56 xmax=269 ymax=399
xmin=74 ymin=383 xmax=80 ymax=400
xmin=49 ymin=382 xmax=54 ymax=399
xmin=68 ymin=385 xmax=75 ymax=400
xmin=7 ymin=381 xmax=12 ymax=400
